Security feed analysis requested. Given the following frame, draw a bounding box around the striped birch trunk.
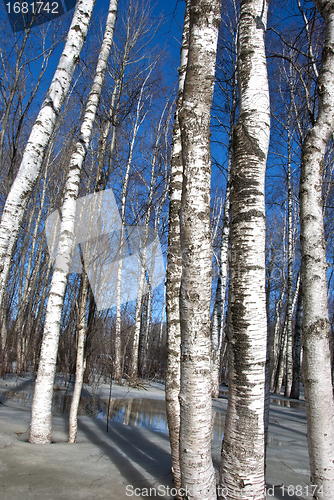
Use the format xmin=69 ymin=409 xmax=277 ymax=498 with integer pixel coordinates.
xmin=130 ymin=230 xmax=148 ymax=381
xmin=29 ymin=0 xmax=118 ymax=444
xmin=211 ymin=64 xmax=237 ymax=398
xmin=211 ymin=184 xmax=230 ymax=399
xmin=68 ymin=267 xmax=88 ymax=443
xmin=290 ymin=274 xmax=302 ymax=400
xmin=165 ymin=1 xmax=190 ymax=494
xmin=178 ymin=0 xmax=221 ymax=498
xmin=0 ymin=0 xmax=95 ymax=314
xmin=219 ymin=0 xmax=270 ymax=498
xmin=300 ymin=1 xmax=334 ymax=495
xmin=285 ymin=111 xmax=294 ymax=398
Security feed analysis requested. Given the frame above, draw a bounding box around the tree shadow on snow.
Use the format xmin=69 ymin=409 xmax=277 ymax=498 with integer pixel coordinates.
xmin=78 ymin=417 xmax=174 ymax=496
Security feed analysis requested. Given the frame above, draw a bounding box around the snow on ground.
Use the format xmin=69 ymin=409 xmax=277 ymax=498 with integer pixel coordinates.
xmin=0 ymin=374 xmax=310 ymax=499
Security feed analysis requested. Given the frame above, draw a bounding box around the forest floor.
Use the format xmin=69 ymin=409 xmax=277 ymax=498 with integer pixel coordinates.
xmin=0 ymin=374 xmax=310 ymax=500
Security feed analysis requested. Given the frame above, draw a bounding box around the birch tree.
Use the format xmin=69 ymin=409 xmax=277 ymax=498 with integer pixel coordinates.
xmin=29 ymin=0 xmax=118 ymax=445
xmin=211 ymin=66 xmax=238 ymax=399
xmin=284 ymin=97 xmax=295 ymax=398
xmin=165 ymin=1 xmax=190 ymax=490
xmin=219 ymin=0 xmax=270 ymax=498
xmin=299 ymin=0 xmax=334 ymax=495
xmin=290 ymin=275 xmax=302 ymax=400
xmin=178 ymin=0 xmax=221 ymax=498
xmin=210 ymin=0 xmax=239 ymax=399
xmin=68 ymin=255 xmax=89 ymax=444
xmin=0 ymin=0 xmax=95 ymax=315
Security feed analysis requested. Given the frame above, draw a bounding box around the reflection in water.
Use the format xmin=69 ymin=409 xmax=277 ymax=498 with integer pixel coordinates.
xmin=267 ymin=436 xmax=284 ymax=447
xmin=212 ymin=411 xmax=225 ymax=445
xmin=0 ymin=391 xmax=225 ymax=441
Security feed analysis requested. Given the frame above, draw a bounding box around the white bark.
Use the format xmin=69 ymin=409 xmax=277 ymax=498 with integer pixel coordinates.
xmin=285 ymin=107 xmax=294 ymax=398
xmin=0 ymin=309 xmax=8 ymax=376
xmin=165 ymin=3 xmax=190 ymax=494
xmin=130 ymin=227 xmax=148 ymax=381
xmin=219 ymin=0 xmax=270 ymax=498
xmin=29 ymin=0 xmax=118 ymax=444
xmin=299 ymin=1 xmax=334 ymax=496
xmin=291 ymin=273 xmax=302 ymax=400
xmin=211 ymin=182 xmax=230 ymax=399
xmin=68 ymin=268 xmax=88 ymax=444
xmin=114 ymin=140 xmax=132 ymax=381
xmin=0 ymin=0 xmax=96 ymax=313
xmin=274 ymin=324 xmax=287 ymax=395
xmin=178 ymin=0 xmax=221 ymax=498
xmin=270 ymin=251 xmax=286 ymax=391
xmin=211 ymin=62 xmax=237 ymax=398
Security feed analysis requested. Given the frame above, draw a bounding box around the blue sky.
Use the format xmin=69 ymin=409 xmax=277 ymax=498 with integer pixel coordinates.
xmin=0 ymin=0 xmax=187 ymax=110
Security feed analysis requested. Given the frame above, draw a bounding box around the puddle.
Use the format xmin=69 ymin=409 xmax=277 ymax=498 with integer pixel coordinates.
xmin=0 ymin=391 xmax=225 ymax=442
xmin=2 ymin=390 xmax=304 ymax=449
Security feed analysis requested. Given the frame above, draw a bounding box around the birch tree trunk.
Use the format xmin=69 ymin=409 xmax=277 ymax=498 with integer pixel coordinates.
xmin=285 ymin=109 xmax=294 ymax=398
xmin=178 ymin=1 xmax=221 ymax=498
xmin=67 ymin=146 xmax=98 ymax=440
xmin=290 ymin=275 xmax=302 ymax=400
xmin=165 ymin=1 xmax=190 ymax=492
xmin=270 ymin=274 xmax=286 ymax=391
xmin=164 ymin=5 xmax=188 ymax=483
xmin=68 ymin=264 xmax=88 ymax=443
xmin=299 ymin=0 xmax=334 ymax=495
xmin=274 ymin=324 xmax=287 ymax=395
xmin=138 ymin=287 xmax=149 ymax=377
xmin=219 ymin=0 xmax=270 ymax=498
xmin=130 ymin=229 xmax=148 ymax=381
xmin=0 ymin=0 xmax=95 ymax=314
xmin=211 ymin=64 xmax=237 ymax=398
xmin=0 ymin=309 xmax=8 ymax=376
xmin=211 ymin=179 xmax=230 ymax=399
xmin=29 ymin=0 xmax=118 ymax=444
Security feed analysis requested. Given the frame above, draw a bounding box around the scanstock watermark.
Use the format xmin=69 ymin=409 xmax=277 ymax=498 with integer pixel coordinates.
xmin=45 ymin=189 xmax=165 ymax=312
xmin=125 ymin=484 xmax=324 ymax=498
xmin=3 ymin=0 xmax=76 ymax=32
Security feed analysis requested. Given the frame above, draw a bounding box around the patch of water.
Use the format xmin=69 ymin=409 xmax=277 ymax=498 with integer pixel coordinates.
xmin=0 ymin=391 xmax=225 ymax=442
